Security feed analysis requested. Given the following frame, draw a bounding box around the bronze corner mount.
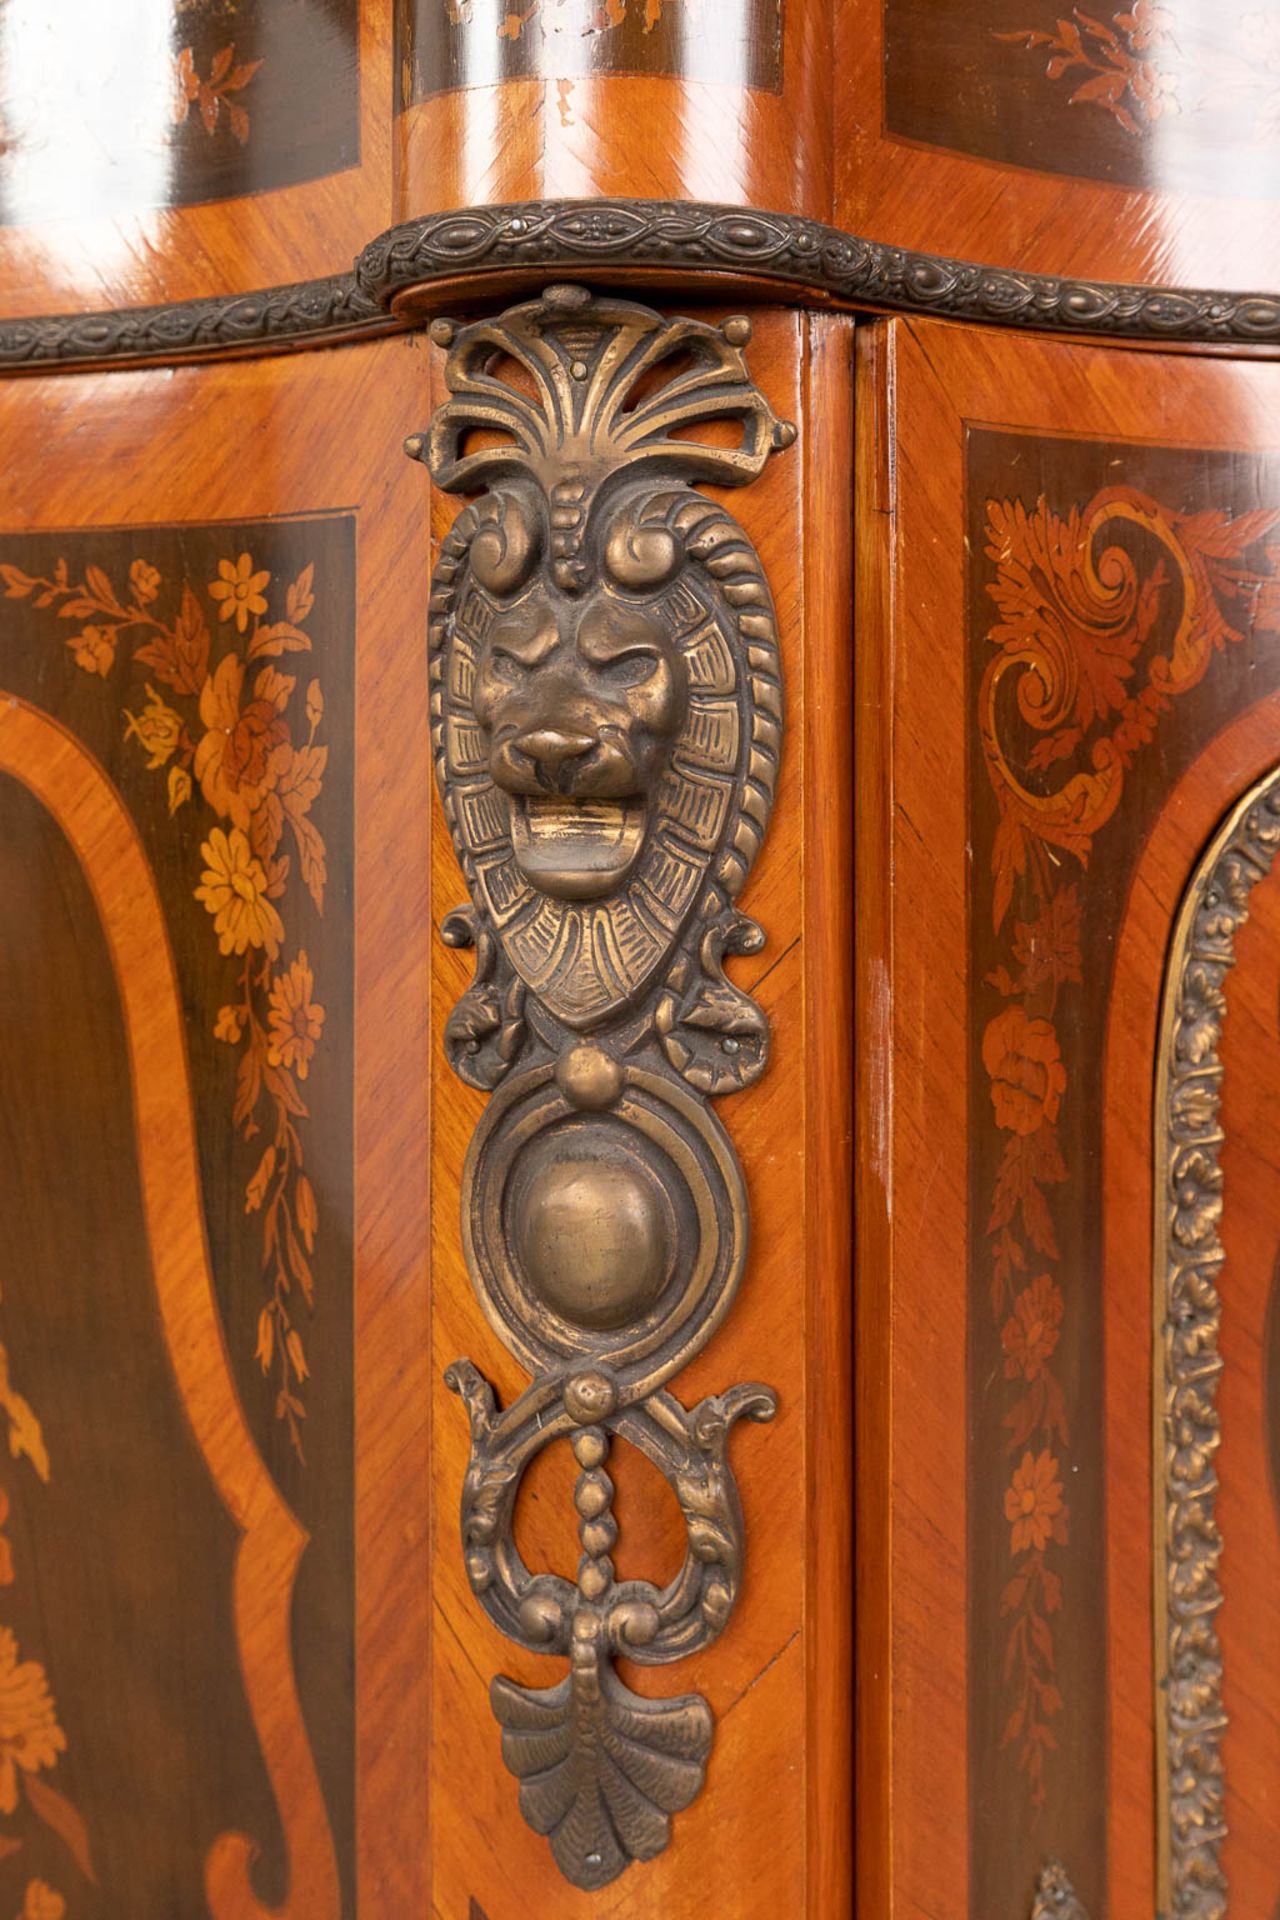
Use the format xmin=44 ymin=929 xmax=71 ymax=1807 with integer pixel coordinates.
xmin=407 ymin=282 xmax=793 ymax=1889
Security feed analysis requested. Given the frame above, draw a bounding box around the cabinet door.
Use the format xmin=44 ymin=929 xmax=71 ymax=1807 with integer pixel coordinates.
xmin=0 ymin=303 xmax=854 ymax=1919
xmin=0 ymin=339 xmax=431 ymax=1920
xmin=857 ymin=315 xmax=1280 ymax=1919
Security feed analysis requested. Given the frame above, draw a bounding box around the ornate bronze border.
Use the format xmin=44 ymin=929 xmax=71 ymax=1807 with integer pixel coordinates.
xmin=5 ymin=197 xmax=1280 ymax=373
xmin=357 ymin=199 xmax=1280 ymax=344
xmin=0 ymin=273 xmax=387 ymax=373
xmin=1153 ymin=768 xmax=1280 ymax=1917
xmin=1032 ymin=1861 xmax=1090 ymax=1918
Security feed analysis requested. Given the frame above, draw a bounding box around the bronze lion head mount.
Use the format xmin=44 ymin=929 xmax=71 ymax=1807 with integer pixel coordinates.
xmin=467 ymin=479 xmax=690 ymax=906
xmin=412 ymin=284 xmax=794 ymax=1083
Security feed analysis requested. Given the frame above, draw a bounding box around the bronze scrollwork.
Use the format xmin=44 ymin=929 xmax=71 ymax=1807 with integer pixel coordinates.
xmin=406 ymin=283 xmax=794 ymax=1889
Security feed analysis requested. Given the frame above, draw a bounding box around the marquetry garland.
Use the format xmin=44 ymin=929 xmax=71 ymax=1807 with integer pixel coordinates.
xmin=1154 ymin=772 xmax=1280 ymax=1918
xmin=980 ymin=485 xmax=1280 ymax=1815
xmin=0 ymin=1354 xmax=95 ymax=1915
xmin=1 ymin=550 xmax=329 ymax=1459
xmin=174 ymin=44 xmax=262 ymax=147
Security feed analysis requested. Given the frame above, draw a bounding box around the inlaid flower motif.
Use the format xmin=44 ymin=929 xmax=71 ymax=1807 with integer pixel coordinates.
xmin=209 ymin=552 xmax=270 ymax=634
xmin=18 ymin=1882 xmax=65 ymax=1920
xmin=1005 ymin=1450 xmax=1064 ymax=1555
xmin=214 ymin=1004 xmax=244 ymax=1044
xmin=194 ymin=654 xmax=291 ymax=830
xmin=123 ymin=683 xmax=183 ymax=769
xmin=68 ymin=625 xmax=115 ymax=677
xmin=267 ymin=950 xmax=325 ymax=1079
xmin=982 ymin=1007 xmax=1067 ymax=1135
xmin=1115 ymin=0 xmax=1172 ymax=48
xmin=0 ymin=1631 xmax=66 ymax=1814
xmin=129 ymin=558 xmax=161 ymax=605
xmin=195 ymin=827 xmax=284 ymax=959
xmin=1129 ymin=58 xmax=1180 ymax=117
xmin=1002 ymin=1275 xmax=1064 ymax=1382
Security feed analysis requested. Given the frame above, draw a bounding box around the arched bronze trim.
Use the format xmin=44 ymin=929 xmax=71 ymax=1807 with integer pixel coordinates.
xmin=4 ymin=198 xmax=1280 ymax=375
xmin=1153 ymin=767 xmax=1280 ymax=1916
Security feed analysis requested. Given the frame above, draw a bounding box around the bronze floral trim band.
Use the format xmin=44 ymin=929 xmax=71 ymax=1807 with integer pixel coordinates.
xmin=4 ymin=197 xmax=1280 ymax=374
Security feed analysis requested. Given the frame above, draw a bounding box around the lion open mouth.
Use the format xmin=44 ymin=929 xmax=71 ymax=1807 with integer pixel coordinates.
xmin=509 ymin=794 xmax=646 ymax=901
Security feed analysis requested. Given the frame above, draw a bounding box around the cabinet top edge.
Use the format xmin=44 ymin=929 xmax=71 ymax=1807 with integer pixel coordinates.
xmin=4 ymin=198 xmax=1280 ymax=377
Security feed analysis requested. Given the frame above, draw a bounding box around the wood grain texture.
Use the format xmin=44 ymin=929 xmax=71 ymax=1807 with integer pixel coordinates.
xmin=0 ymin=339 xmax=434 ymax=1917
xmin=423 ymin=304 xmax=852 ymax=1919
xmin=0 ymin=695 xmax=340 ymax=1919
xmin=0 ymin=0 xmax=393 ymax=322
xmin=1104 ymin=692 xmax=1280 ymax=1920
xmin=836 ymin=0 xmax=1280 ymax=299
xmin=394 ymin=0 xmax=833 ymax=223
xmin=855 ymin=313 xmax=1280 ymax=1919
xmin=1218 ymin=865 xmax=1280 ymax=1915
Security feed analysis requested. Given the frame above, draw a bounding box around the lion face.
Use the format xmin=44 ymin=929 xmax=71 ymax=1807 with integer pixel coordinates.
xmin=468 ymin=494 xmax=688 ymax=903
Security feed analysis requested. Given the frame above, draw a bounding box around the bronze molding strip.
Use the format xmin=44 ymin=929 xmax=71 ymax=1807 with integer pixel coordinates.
xmin=0 ymin=271 xmax=389 ymax=374
xmin=356 ymin=198 xmax=1280 ymax=345
xmin=5 ymin=197 xmax=1280 ymax=373
xmin=1153 ymin=770 xmax=1280 ymax=1918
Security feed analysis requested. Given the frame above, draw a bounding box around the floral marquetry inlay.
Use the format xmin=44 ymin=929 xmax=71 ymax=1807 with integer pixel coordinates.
xmin=0 ymin=1351 xmax=92 ymax=1914
xmin=1 ymin=546 xmax=329 ymax=1459
xmin=978 ymin=483 xmax=1280 ymax=1822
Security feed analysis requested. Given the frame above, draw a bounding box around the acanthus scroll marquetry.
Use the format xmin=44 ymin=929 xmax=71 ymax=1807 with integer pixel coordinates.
xmin=406 ymin=283 xmax=794 ymax=1889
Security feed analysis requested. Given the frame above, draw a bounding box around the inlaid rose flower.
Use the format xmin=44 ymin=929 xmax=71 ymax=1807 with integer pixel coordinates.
xmin=982 ymin=1007 xmax=1067 ymax=1135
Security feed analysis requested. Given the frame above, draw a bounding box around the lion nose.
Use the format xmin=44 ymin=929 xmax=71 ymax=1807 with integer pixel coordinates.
xmin=517 ymin=728 xmax=596 ymax=783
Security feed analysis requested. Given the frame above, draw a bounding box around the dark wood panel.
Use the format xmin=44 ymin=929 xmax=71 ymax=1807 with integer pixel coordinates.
xmin=0 ymin=513 xmax=356 ymax=1913
xmin=0 ymin=776 xmax=283 ymax=1919
xmin=885 ymin=0 xmax=1280 ymax=199
xmin=966 ymin=430 xmax=1280 ymax=1917
xmin=856 ymin=316 xmax=1280 ymax=1920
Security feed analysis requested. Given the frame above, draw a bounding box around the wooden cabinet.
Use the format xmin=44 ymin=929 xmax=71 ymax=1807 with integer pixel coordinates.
xmin=1 ymin=4 xmax=1280 ymax=1917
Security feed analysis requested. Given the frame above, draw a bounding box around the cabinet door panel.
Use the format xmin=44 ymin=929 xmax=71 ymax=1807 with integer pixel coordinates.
xmin=0 ymin=340 xmax=431 ymax=1919
xmin=857 ymin=315 xmax=1280 ymax=1920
